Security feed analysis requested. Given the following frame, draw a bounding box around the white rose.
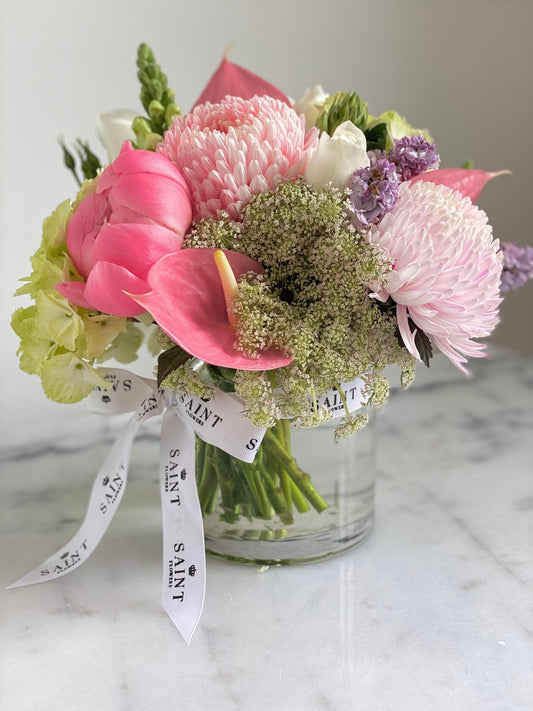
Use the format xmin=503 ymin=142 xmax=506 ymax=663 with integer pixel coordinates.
xmin=304 ymin=121 xmax=370 ymax=191
xmin=96 ymin=109 xmax=138 ymax=162
xmin=293 ymin=85 xmax=329 ymax=131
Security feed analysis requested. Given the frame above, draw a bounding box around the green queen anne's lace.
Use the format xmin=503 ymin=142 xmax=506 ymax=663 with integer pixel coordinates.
xmin=190 ymin=180 xmax=415 ymax=436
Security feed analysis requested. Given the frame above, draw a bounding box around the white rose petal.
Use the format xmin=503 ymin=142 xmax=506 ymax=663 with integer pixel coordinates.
xmin=304 ymin=120 xmax=369 ymax=191
xmin=293 ymin=84 xmax=329 ymax=131
xmin=96 ymin=109 xmax=138 ymax=162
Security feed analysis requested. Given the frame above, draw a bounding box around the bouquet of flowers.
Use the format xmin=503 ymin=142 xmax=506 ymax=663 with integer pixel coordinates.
xmin=12 ymin=44 xmax=533 ymax=530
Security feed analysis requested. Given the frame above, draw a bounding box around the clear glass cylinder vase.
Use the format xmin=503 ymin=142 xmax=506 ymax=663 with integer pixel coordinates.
xmin=197 ymin=414 xmax=376 ymax=566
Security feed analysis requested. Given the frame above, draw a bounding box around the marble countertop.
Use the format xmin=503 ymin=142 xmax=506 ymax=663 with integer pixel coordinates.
xmin=1 ymin=350 xmax=532 ymax=711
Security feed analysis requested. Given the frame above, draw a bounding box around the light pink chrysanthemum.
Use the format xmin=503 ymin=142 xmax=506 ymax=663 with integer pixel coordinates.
xmin=159 ymin=95 xmax=319 ymax=221
xmin=368 ymin=181 xmax=503 ymax=373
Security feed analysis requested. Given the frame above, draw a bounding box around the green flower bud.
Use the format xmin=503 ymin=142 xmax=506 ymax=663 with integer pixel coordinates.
xmin=316 ymin=91 xmax=368 ymax=136
xmin=137 ymin=69 xmax=150 ymax=87
xmin=165 ymin=103 xmax=180 ymax=127
xmin=137 ymin=43 xmax=154 ymax=65
xmin=148 ymin=99 xmax=165 ymax=120
xmin=143 ymin=133 xmax=163 ymax=151
xmin=132 ymin=116 xmax=152 ymax=141
xmin=163 ymin=88 xmax=175 ymax=104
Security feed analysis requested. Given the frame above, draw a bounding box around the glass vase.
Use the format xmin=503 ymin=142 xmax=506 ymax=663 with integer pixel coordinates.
xmin=196 ymin=413 xmax=376 ymax=566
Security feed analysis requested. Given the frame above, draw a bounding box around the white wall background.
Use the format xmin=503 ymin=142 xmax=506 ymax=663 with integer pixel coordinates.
xmin=1 ymin=0 xmax=532 ymax=443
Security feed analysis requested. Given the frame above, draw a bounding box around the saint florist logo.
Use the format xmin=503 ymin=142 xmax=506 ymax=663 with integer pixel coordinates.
xmin=40 ymin=540 xmax=89 ymax=577
xmin=168 ymin=543 xmax=197 ymax=602
xmin=178 ymin=392 xmax=223 ymax=429
xmin=99 ymin=465 xmax=125 ymax=514
xmin=163 ymin=449 xmax=187 ymax=506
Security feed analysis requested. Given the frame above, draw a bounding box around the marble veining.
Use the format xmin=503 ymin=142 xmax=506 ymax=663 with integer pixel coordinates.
xmin=1 ymin=349 xmax=532 ymax=710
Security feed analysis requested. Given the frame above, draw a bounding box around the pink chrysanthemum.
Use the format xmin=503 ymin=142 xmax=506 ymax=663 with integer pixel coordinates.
xmin=368 ymin=181 xmax=503 ymax=373
xmin=159 ymin=95 xmax=319 ymax=221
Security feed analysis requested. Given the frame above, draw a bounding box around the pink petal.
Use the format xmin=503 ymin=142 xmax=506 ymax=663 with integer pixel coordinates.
xmin=66 ymin=192 xmax=111 ymax=277
xmin=94 ymin=223 xmax=183 ymax=279
xmin=83 ymin=261 xmax=148 ymax=317
xmin=55 ymin=281 xmax=94 ymax=310
xmin=97 ymin=142 xmax=191 ymax=195
xmin=193 ymin=57 xmax=291 ymax=109
xmin=108 ymin=173 xmax=192 ymax=235
xmin=129 ymin=249 xmax=293 ymax=370
xmin=409 ymin=168 xmax=509 ymax=203
xmin=396 ymin=304 xmax=420 ymax=360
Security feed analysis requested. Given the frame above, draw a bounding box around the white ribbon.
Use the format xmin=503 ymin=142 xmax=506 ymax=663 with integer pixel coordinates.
xmin=8 ymin=368 xmax=367 ymax=643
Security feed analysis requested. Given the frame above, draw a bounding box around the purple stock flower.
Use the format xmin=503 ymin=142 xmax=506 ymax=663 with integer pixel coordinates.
xmin=389 ymin=134 xmax=440 ymax=181
xmin=500 ymin=242 xmax=533 ymax=292
xmin=349 ymin=157 xmax=399 ymax=227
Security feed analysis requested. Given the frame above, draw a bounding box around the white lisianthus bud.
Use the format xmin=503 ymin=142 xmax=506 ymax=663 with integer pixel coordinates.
xmin=304 ymin=121 xmax=369 ymax=191
xmin=293 ymin=85 xmax=329 ymax=131
xmin=96 ymin=109 xmax=138 ymax=162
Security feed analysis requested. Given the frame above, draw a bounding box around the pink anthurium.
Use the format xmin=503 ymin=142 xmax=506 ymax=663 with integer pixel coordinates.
xmin=129 ymin=248 xmax=293 ymax=370
xmin=193 ymin=51 xmax=290 ymax=109
xmin=409 ymin=168 xmax=509 ymax=203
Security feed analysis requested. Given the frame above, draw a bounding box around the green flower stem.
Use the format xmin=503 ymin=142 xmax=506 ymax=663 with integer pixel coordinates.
xmin=258 ymin=467 xmax=293 ymax=524
xmin=279 ymin=468 xmax=293 ymax=514
xmin=194 ymin=416 xmax=329 ymax=522
xmin=289 ymin=478 xmax=311 ymax=513
xmin=195 ymin=438 xmax=206 ymax=487
xmin=245 ymin=464 xmax=274 ymax=520
xmin=265 ymin=430 xmax=329 ymax=513
xmin=197 ymin=446 xmax=220 ymax=516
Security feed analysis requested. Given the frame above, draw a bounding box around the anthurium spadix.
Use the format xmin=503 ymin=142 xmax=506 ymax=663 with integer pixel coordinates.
xmin=409 ymin=168 xmax=510 ymax=203
xmin=129 ymin=248 xmax=293 ymax=370
xmin=193 ymin=51 xmax=290 ymax=109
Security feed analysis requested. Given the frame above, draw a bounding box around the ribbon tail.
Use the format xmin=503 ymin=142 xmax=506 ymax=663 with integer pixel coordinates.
xmin=159 ymin=409 xmax=206 ymax=644
xmin=7 ymin=411 xmax=144 ymax=589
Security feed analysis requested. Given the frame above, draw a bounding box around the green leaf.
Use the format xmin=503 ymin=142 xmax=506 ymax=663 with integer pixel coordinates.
xmin=157 ymin=345 xmax=191 ymax=387
xmin=462 ymin=159 xmax=474 ymax=169
xmin=413 ymin=327 xmax=433 ymax=368
xmin=60 ymin=140 xmax=81 ymax=186
xmin=75 ymin=140 xmax=102 ymax=180
xmin=364 ymin=122 xmax=388 ymax=151
xmin=206 ymin=365 xmax=236 ymax=392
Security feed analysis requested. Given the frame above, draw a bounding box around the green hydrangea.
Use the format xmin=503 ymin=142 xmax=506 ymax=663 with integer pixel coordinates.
xmin=13 ymin=198 xmax=145 ymax=403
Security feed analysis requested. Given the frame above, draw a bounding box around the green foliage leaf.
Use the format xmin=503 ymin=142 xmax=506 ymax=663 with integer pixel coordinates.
xmin=157 ymin=345 xmax=191 ymax=387
xmin=414 ymin=327 xmax=433 ymax=368
xmin=364 ymin=122 xmax=388 ymax=151
xmin=60 ymin=140 xmax=102 ymax=185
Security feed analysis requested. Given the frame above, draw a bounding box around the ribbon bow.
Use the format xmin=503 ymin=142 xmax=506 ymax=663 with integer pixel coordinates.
xmin=9 ymin=368 xmax=368 ymax=642
xmin=8 ymin=368 xmax=267 ymax=643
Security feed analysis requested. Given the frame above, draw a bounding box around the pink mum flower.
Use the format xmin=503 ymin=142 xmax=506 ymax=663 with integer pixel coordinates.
xmin=159 ymin=95 xmax=319 ymax=221
xmin=368 ymin=181 xmax=503 ymax=373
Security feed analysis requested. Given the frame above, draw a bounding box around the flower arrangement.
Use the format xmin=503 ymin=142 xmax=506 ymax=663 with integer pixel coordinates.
xmin=12 ymin=44 xmax=532 ymax=531
xmin=10 ymin=43 xmax=533 ymax=641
